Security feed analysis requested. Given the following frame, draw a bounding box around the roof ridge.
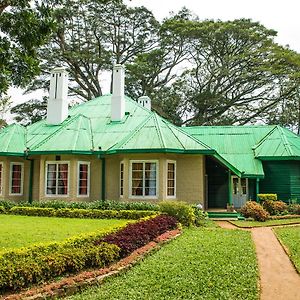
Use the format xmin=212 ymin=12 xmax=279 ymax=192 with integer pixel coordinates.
xmin=252 ymin=125 xmax=277 ymax=150
xmin=30 ymin=114 xmax=88 ymax=151
xmin=278 ymin=126 xmax=294 ymax=157
xmin=153 ymin=113 xmax=166 ymax=148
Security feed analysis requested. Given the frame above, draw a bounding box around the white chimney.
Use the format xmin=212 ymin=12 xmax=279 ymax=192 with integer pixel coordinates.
xmin=111 ymin=64 xmax=125 ymax=122
xmin=138 ymin=96 xmax=151 ymax=110
xmin=47 ymin=67 xmax=69 ymax=125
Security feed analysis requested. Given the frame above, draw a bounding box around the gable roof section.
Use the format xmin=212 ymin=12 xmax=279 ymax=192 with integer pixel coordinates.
xmin=0 ymin=124 xmax=26 ymax=156
xmin=254 ymin=126 xmax=300 ymax=160
xmin=183 ymin=126 xmax=275 ymax=178
xmin=107 ymin=113 xmax=214 ymax=154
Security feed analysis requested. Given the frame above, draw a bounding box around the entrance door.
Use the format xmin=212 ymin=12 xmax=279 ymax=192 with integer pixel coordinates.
xmin=232 ymin=176 xmax=248 ymax=208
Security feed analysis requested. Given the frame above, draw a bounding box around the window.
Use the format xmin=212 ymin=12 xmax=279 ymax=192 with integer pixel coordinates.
xmin=130 ymin=161 xmax=158 ymax=198
xmin=0 ymin=163 xmax=2 ymax=195
xmin=120 ymin=162 xmax=124 ymax=197
xmin=46 ymin=162 xmax=69 ymax=196
xmin=78 ymin=162 xmax=90 ymax=197
xmin=167 ymin=161 xmax=176 ymax=197
xmin=10 ymin=163 xmax=23 ymax=195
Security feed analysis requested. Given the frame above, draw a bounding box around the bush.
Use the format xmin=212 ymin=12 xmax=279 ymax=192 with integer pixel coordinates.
xmin=257 ymin=194 xmax=277 ymax=202
xmin=0 ymin=206 xmax=5 ymax=214
xmin=240 ymin=201 xmax=269 ymax=222
xmin=4 ymin=200 xmax=159 ymax=211
xmin=158 ymin=201 xmax=195 ymax=226
xmin=288 ymin=204 xmax=300 ymax=215
xmin=263 ymin=200 xmax=288 ymax=215
xmin=0 ymin=233 xmax=120 ymax=292
xmin=191 ymin=205 xmax=208 ymax=226
xmin=9 ymin=207 xmax=158 ymax=220
xmin=99 ymin=215 xmax=178 ymax=257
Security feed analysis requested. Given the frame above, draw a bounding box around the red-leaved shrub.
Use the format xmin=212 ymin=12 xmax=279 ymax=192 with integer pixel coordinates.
xmin=97 ymin=215 xmax=178 ymax=257
xmin=240 ymin=201 xmax=269 ymax=222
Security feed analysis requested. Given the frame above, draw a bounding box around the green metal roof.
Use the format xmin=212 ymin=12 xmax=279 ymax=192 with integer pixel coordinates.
xmin=183 ymin=126 xmax=276 ymax=178
xmin=0 ymin=124 xmax=26 ymax=156
xmin=254 ymin=126 xmax=300 ymax=160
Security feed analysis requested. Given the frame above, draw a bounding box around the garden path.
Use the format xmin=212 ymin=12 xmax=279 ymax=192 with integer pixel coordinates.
xmin=217 ymin=221 xmax=300 ymax=300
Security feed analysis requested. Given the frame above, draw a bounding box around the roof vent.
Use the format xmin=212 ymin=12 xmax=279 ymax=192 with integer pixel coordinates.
xmin=47 ymin=67 xmax=69 ymax=125
xmin=138 ymin=96 xmax=151 ymax=110
xmin=111 ymin=64 xmax=125 ymax=122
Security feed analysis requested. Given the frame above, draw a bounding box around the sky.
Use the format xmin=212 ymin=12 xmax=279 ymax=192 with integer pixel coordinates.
xmin=7 ymin=0 xmax=300 ymax=120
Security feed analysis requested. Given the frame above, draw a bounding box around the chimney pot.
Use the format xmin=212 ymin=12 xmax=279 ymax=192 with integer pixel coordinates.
xmin=111 ymin=64 xmax=125 ymax=122
xmin=138 ymin=96 xmax=151 ymax=110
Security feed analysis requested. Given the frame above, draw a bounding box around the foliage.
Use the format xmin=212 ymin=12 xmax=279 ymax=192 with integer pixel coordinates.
xmin=231 ymin=218 xmax=300 ymax=228
xmin=0 ymin=199 xmax=159 ymax=211
xmin=99 ymin=215 xmax=178 ymax=257
xmin=0 ymin=237 xmax=119 ymax=292
xmin=262 ymin=200 xmax=288 ymax=215
xmin=288 ymin=204 xmax=300 ymax=215
xmin=191 ymin=205 xmax=208 ymax=226
xmin=240 ymin=201 xmax=270 ymax=222
xmin=0 ymin=1 xmax=55 ymax=96
xmin=158 ymin=201 xmax=195 ymax=226
xmin=9 ymin=206 xmax=157 ymax=220
xmin=274 ymin=227 xmax=300 ymax=273
xmin=0 ymin=206 xmax=5 ymax=214
xmin=68 ymin=228 xmax=258 ymax=300
xmin=0 ymin=214 xmax=128 ymax=252
xmin=257 ymin=194 xmax=277 ymax=202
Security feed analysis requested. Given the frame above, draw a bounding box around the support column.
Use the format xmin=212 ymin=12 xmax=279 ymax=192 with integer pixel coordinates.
xmin=100 ymin=157 xmax=106 ymax=201
xmin=256 ymin=178 xmax=260 ymax=202
xmin=228 ymin=170 xmax=233 ymax=205
xmin=28 ymin=159 xmax=34 ymax=204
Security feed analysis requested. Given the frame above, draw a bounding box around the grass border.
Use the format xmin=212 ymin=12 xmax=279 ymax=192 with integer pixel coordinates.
xmin=229 ymin=220 xmax=300 ymax=228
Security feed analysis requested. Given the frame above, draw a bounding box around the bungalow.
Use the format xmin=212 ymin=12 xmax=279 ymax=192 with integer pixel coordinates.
xmin=0 ymin=65 xmax=300 ymax=209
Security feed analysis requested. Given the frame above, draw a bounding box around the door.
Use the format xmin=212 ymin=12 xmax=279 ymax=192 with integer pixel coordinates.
xmin=232 ymin=176 xmax=248 ymax=208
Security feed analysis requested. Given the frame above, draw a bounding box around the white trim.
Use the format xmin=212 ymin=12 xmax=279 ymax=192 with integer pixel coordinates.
xmin=120 ymin=161 xmax=124 ymax=198
xmin=166 ymin=160 xmax=176 ymax=199
xmin=9 ymin=162 xmax=24 ymax=196
xmin=45 ymin=161 xmax=70 ymax=197
xmin=0 ymin=162 xmax=3 ymax=196
xmin=129 ymin=160 xmax=159 ymax=199
xmin=77 ymin=161 xmax=90 ymax=197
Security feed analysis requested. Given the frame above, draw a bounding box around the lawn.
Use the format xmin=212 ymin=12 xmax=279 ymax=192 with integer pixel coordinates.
xmin=231 ymin=218 xmax=300 ymax=228
xmin=274 ymin=226 xmax=300 ymax=273
xmin=67 ymin=227 xmax=259 ymax=300
xmin=0 ymin=214 xmax=128 ymax=251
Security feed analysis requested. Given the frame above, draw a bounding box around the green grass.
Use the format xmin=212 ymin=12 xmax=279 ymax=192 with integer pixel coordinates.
xmin=0 ymin=214 xmax=128 ymax=251
xmin=67 ymin=227 xmax=258 ymax=300
xmin=274 ymin=226 xmax=300 ymax=273
xmin=231 ymin=218 xmax=300 ymax=228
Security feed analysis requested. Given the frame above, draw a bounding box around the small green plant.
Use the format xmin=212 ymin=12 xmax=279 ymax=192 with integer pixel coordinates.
xmin=262 ymin=200 xmax=288 ymax=215
xmin=257 ymin=194 xmax=277 ymax=202
xmin=240 ymin=201 xmax=269 ymax=222
xmin=191 ymin=205 xmax=208 ymax=226
xmin=159 ymin=201 xmax=195 ymax=227
xmin=288 ymin=204 xmax=300 ymax=215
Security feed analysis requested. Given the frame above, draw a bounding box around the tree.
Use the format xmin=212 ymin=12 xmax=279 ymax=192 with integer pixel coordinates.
xmin=0 ymin=1 xmax=55 ymax=96
xmin=11 ymin=97 xmax=47 ymax=126
xmin=0 ymin=95 xmax=11 ymax=128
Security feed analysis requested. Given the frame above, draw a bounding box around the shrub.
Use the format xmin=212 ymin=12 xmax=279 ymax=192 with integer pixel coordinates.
xmin=9 ymin=207 xmax=158 ymax=220
xmin=0 ymin=206 xmax=5 ymax=214
xmin=257 ymin=194 xmax=277 ymax=202
xmin=240 ymin=201 xmax=269 ymax=222
xmin=0 ymin=201 xmax=16 ymax=210
xmin=191 ymin=205 xmax=208 ymax=226
xmin=158 ymin=201 xmax=195 ymax=226
xmin=99 ymin=215 xmax=178 ymax=257
xmin=263 ymin=200 xmax=288 ymax=215
xmin=0 ymin=234 xmax=120 ymax=292
xmin=288 ymin=204 xmax=300 ymax=215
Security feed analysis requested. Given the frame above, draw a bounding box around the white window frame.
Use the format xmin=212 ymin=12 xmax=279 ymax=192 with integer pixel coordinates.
xmin=166 ymin=160 xmax=176 ymax=199
xmin=77 ymin=161 xmax=90 ymax=197
xmin=45 ymin=161 xmax=70 ymax=197
xmin=9 ymin=162 xmax=24 ymax=196
xmin=129 ymin=160 xmax=159 ymax=199
xmin=0 ymin=162 xmax=3 ymax=196
xmin=120 ymin=161 xmax=124 ymax=198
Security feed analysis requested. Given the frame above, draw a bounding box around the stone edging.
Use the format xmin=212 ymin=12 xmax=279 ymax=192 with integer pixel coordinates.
xmin=271 ymin=228 xmax=300 ymax=276
xmin=1 ymin=229 xmax=181 ymax=300
xmin=228 ymin=220 xmax=300 ymax=229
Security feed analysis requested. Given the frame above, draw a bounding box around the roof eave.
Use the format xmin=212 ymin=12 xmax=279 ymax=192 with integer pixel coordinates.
xmin=105 ymin=148 xmax=216 ymax=155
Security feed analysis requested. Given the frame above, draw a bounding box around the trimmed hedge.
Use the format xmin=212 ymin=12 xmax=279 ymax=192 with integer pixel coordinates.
xmin=0 ymin=200 xmax=159 ymax=211
xmin=0 ymin=206 xmax=5 ymax=214
xmin=9 ymin=207 xmax=158 ymax=220
xmin=0 ymin=232 xmax=120 ymax=292
xmin=99 ymin=215 xmax=178 ymax=257
xmin=257 ymin=194 xmax=277 ymax=202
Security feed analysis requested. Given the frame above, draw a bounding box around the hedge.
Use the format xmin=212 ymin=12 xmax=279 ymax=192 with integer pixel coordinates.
xmin=9 ymin=207 xmax=158 ymax=220
xmin=0 ymin=231 xmax=121 ymax=292
xmin=0 ymin=200 xmax=159 ymax=211
xmin=99 ymin=214 xmax=178 ymax=257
